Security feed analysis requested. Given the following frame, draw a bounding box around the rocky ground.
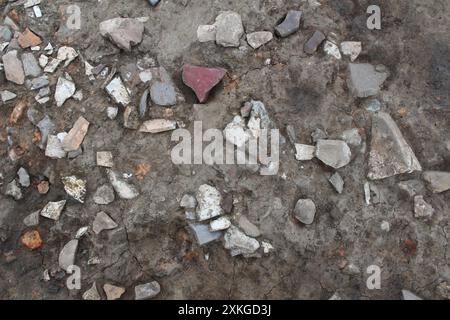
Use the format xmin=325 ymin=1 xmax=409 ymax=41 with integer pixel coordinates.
xmin=1 ymin=0 xmax=450 ymax=300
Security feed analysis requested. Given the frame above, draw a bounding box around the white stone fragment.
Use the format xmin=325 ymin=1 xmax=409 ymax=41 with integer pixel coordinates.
xmin=295 ymin=144 xmax=316 ymax=161
xmin=196 ymin=184 xmax=223 ymax=221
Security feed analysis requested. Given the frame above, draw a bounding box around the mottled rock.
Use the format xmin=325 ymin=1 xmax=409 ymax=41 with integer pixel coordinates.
xmin=57 ymin=46 xmax=78 ymax=67
xmin=214 ymin=11 xmax=244 ymax=47
xmin=341 ymin=41 xmax=362 ymax=61
xmin=180 ymin=194 xmax=197 ymax=209
xmin=294 ymin=199 xmax=316 ymax=225
xmin=315 ymin=140 xmax=352 ymax=169
xmin=414 ymin=195 xmax=434 ymax=219
xmin=246 ymin=31 xmax=273 ymax=49
xmin=105 ymin=77 xmax=131 ymax=106
xmin=304 ymin=31 xmax=326 ymax=54
xmin=210 ymin=216 xmax=231 ymax=231
xmin=275 ymin=10 xmax=302 ymax=37
xmin=224 ymin=226 xmax=260 ymax=257
xmin=182 ymin=64 xmax=226 ymax=103
xmin=93 ymin=211 xmax=118 ymax=234
xmin=97 ymin=151 xmax=114 ymax=168
xmin=55 ymin=75 xmax=76 ymax=107
xmin=62 ymin=116 xmax=90 ymax=152
xmin=23 ymin=210 xmax=40 ymax=227
xmin=329 ymin=172 xmax=344 ymax=194
xmin=197 ymin=24 xmax=216 ymax=42
xmin=398 ymin=180 xmax=425 ymax=198
xmin=150 ymin=81 xmax=177 ymax=106
xmin=139 ymin=119 xmax=177 ymax=133
xmin=196 ymin=184 xmax=223 ymax=221
xmin=423 ymin=171 xmax=450 ymax=193
xmin=189 ymin=223 xmax=223 ymax=245
xmin=21 ymin=53 xmax=41 ymax=77
xmin=295 ymin=144 xmax=316 ymax=161
xmin=45 ymin=134 xmax=66 ymax=159
xmin=62 ymin=176 xmax=86 ymax=203
xmin=5 ymin=179 xmax=22 ymax=200
xmin=18 ymin=28 xmax=42 ymax=48
xmin=106 ymin=169 xmax=139 ymax=199
xmin=237 ymin=215 xmax=261 ymax=237
xmin=324 ymin=40 xmax=341 ymax=59
xmin=347 ymin=63 xmax=389 ymax=98
xmin=103 ymin=284 xmax=125 ymax=300
xmin=40 ymin=200 xmax=66 ymax=220
xmin=93 ymin=184 xmax=115 ymax=205
xmin=2 ymin=50 xmax=25 ymax=84
xmin=107 ymin=106 xmax=119 ymax=120
xmin=135 ymin=282 xmax=161 ymax=300
xmin=17 ymin=167 xmax=30 ymax=187
xmin=21 ymin=230 xmax=42 ymax=250
xmin=340 ymin=128 xmax=362 ymax=146
xmin=83 ymin=282 xmax=101 ymax=300
xmin=99 ymin=18 xmax=144 ymax=51
xmin=59 ymin=239 xmax=78 ymax=271
xmin=368 ymin=112 xmax=421 ymax=180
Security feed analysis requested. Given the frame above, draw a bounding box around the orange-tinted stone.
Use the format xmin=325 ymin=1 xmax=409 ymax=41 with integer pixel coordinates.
xmin=21 ymin=230 xmax=43 ymax=250
xmin=18 ymin=28 xmax=42 ymax=48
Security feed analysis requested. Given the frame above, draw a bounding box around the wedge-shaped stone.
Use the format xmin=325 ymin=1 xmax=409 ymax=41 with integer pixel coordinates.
xmin=423 ymin=171 xmax=450 ymax=193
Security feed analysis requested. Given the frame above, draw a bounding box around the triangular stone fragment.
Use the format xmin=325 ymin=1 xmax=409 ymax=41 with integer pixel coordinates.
xmin=368 ymin=112 xmax=421 ymax=180
xmin=182 ymin=64 xmax=226 ymax=103
xmin=93 ymin=211 xmax=118 ymax=234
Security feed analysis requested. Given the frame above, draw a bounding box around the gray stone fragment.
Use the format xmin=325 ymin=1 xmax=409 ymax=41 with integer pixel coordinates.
xmin=83 ymin=282 xmax=101 ymax=300
xmin=197 ymin=25 xmax=216 ymax=42
xmin=139 ymin=89 xmax=149 ymax=118
xmin=23 ymin=210 xmax=40 ymax=227
xmin=180 ymin=194 xmax=197 ymax=209
xmin=294 ymin=199 xmax=316 ymax=225
xmin=106 ymin=169 xmax=139 ymax=199
xmin=347 ymin=63 xmax=389 ymax=98
xmin=55 ymin=75 xmax=76 ymax=107
xmin=0 ymin=26 xmax=12 ymax=42
xmin=340 ymin=41 xmax=362 ymax=61
xmin=214 ymin=11 xmax=244 ymax=47
xmin=1 ymin=90 xmax=17 ymax=103
xmin=368 ymin=112 xmax=422 ymax=180
xmin=123 ymin=105 xmax=140 ymax=129
xmin=423 ymin=171 xmax=450 ymax=193
xmin=2 ymin=50 xmax=25 ymax=84
xmin=17 ymin=167 xmax=30 ymax=187
xmin=237 ymin=215 xmax=261 ymax=237
xmin=40 ymin=200 xmax=66 ymax=220
xmin=224 ymin=226 xmax=260 ymax=257
xmin=107 ymin=106 xmax=118 ymax=120
xmin=59 ymin=239 xmax=78 ymax=272
xmin=99 ymin=18 xmax=144 ymax=51
xmin=315 ymin=140 xmax=352 ymax=169
xmin=62 ymin=176 xmax=86 ymax=203
xmin=37 ymin=116 xmax=55 ymax=149
xmin=93 ymin=184 xmax=115 ymax=205
xmin=398 ymin=180 xmax=424 ymax=198
xmin=135 ymin=281 xmax=161 ymax=300
xmin=189 ymin=223 xmax=222 ymax=245
xmin=402 ymin=289 xmax=422 ymax=300
xmin=96 ymin=151 xmax=114 ymax=167
xmin=275 ymin=10 xmax=302 ymax=37
xmin=340 ymin=128 xmax=362 ymax=146
xmin=414 ymin=195 xmax=434 ymax=219
xmin=150 ymin=81 xmax=177 ymax=106
xmin=93 ymin=211 xmax=118 ymax=234
xmin=106 ymin=77 xmax=130 ymax=106
xmin=329 ymin=172 xmax=344 ymax=194
xmin=246 ymin=31 xmax=273 ymax=49
xmin=295 ymin=144 xmax=316 ymax=161
xmin=311 ymin=128 xmax=327 ymax=143
xmin=27 ymin=75 xmax=49 ymax=90
xmin=304 ymin=31 xmax=326 ymax=54
xmin=21 ymin=53 xmax=41 ymax=77
xmin=5 ymin=179 xmax=22 ymax=200
xmin=196 ymin=184 xmax=223 ymax=221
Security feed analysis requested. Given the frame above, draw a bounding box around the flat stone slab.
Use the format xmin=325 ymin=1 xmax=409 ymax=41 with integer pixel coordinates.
xmin=304 ymin=30 xmax=326 ymax=55
xmin=246 ymin=31 xmax=273 ymax=49
xmin=214 ymin=11 xmax=244 ymax=47
xmin=368 ymin=112 xmax=422 ymax=180
xmin=2 ymin=50 xmax=25 ymax=85
xmin=315 ymin=139 xmax=352 ymax=169
xmin=347 ymin=63 xmax=389 ymax=98
xmin=294 ymin=198 xmax=316 ymax=225
xmin=139 ymin=119 xmax=177 ymax=133
xmin=189 ymin=223 xmax=222 ymax=245
xmin=150 ymin=81 xmax=177 ymax=106
xmin=99 ymin=18 xmax=144 ymax=51
xmin=62 ymin=116 xmax=90 ymax=152
xmin=423 ymin=171 xmax=450 ymax=193
xmin=275 ymin=10 xmax=302 ymax=37
xmin=135 ymin=282 xmax=161 ymax=300
xmin=182 ymin=64 xmax=226 ymax=103
xmin=295 ymin=144 xmax=316 ymax=161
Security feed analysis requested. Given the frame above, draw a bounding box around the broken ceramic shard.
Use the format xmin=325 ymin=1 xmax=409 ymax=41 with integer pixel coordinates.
xmin=93 ymin=211 xmax=118 ymax=234
xmin=368 ymin=112 xmax=422 ymax=180
xmin=105 ymin=77 xmax=131 ymax=106
xmin=139 ymin=119 xmax=177 ymax=133
xmin=62 ymin=116 xmax=90 ymax=152
xmin=182 ymin=64 xmax=226 ymax=103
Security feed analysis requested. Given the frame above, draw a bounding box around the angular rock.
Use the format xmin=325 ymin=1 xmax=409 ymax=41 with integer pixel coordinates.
xmin=210 ymin=216 xmax=231 ymax=231
xmin=340 ymin=128 xmax=362 ymax=146
xmin=189 ymin=223 xmax=223 ymax=245
xmin=5 ymin=179 xmax=22 ymax=200
xmin=311 ymin=128 xmax=328 ymax=143
xmin=0 ymin=25 xmax=12 ymax=42
xmin=83 ymin=282 xmax=101 ymax=300
xmin=414 ymin=195 xmax=434 ymax=219
xmin=99 ymin=18 xmax=144 ymax=51
xmin=27 ymin=75 xmax=49 ymax=90
xmin=57 ymin=46 xmax=78 ymax=67
xmin=423 ymin=171 xmax=450 ymax=193
xmin=135 ymin=282 xmax=161 ymax=300
xmin=123 ymin=105 xmax=140 ymax=129
xmin=9 ymin=99 xmax=28 ymax=124
xmin=224 ymin=226 xmax=260 ymax=257
xmin=93 ymin=211 xmax=118 ymax=234
xmin=62 ymin=176 xmax=87 ymax=203
xmin=21 ymin=53 xmax=41 ymax=77
xmin=295 ymin=144 xmax=316 ymax=161
xmin=182 ymin=64 xmax=226 ymax=103
xmin=139 ymin=89 xmax=149 ymax=118
xmin=55 ymin=75 xmax=76 ymax=107
xmin=275 ymin=10 xmax=302 ymax=37
xmin=315 ymin=140 xmax=352 ymax=169
xmin=150 ymin=81 xmax=177 ymax=106
xmin=17 ymin=167 xmax=30 ymax=187
xmin=106 ymin=169 xmax=139 ymax=199
xmin=139 ymin=119 xmax=177 ymax=133
xmin=214 ymin=11 xmax=244 ymax=47
xmin=304 ymin=31 xmax=326 ymax=55
xmin=368 ymin=112 xmax=422 ymax=180
xmin=38 ymin=54 xmax=48 ymax=68
xmin=93 ymin=184 xmax=115 ymax=205
xmin=40 ymin=200 xmax=66 ymax=220
xmin=246 ymin=31 xmax=273 ymax=49
xmin=59 ymin=239 xmax=78 ymax=272
xmin=180 ymin=194 xmax=197 ymax=209
xmin=402 ymin=290 xmax=422 ymax=300
xmin=103 ymin=284 xmax=125 ymax=300
xmin=324 ymin=40 xmax=341 ymax=59
xmin=105 ymin=77 xmax=131 ymax=106
xmin=1 ymin=90 xmax=17 ymax=103
xmin=398 ymin=180 xmax=425 ymax=198
xmin=75 ymin=226 xmax=89 ymax=239
xmin=62 ymin=116 xmax=90 ymax=152
xmin=23 ymin=210 xmax=40 ymax=227
xmin=45 ymin=135 xmax=67 ymax=159
xmin=2 ymin=50 xmax=25 ymax=85
xmin=97 ymin=151 xmax=114 ymax=168
xmin=196 ymin=184 xmax=223 ymax=221
xmin=294 ymin=199 xmax=316 ymax=225
xmin=197 ymin=25 xmax=216 ymax=42
xmin=107 ymin=106 xmax=119 ymax=120
xmin=43 ymin=58 xmax=61 ymax=73
xmin=329 ymin=172 xmax=344 ymax=194
xmin=37 ymin=116 xmax=54 ymax=149
xmin=18 ymin=28 xmax=42 ymax=48
xmin=347 ymin=63 xmax=389 ymax=98
xmin=341 ymin=41 xmax=362 ymax=62
xmin=237 ymin=215 xmax=261 ymax=237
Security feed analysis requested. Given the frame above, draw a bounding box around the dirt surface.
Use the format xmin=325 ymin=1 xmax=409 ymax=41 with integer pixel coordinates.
xmin=1 ymin=0 xmax=450 ymax=300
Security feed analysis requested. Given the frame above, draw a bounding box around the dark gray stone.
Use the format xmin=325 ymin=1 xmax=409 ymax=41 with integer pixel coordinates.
xmin=275 ymin=10 xmax=302 ymax=37
xmin=304 ymin=31 xmax=326 ymax=54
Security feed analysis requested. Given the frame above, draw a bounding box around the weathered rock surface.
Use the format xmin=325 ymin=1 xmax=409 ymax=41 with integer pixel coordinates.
xmin=83 ymin=282 xmax=101 ymax=300
xmin=224 ymin=226 xmax=260 ymax=257
xmin=294 ymin=199 xmax=316 ymax=225
xmin=295 ymin=144 xmax=316 ymax=161
xmin=423 ymin=171 xmax=450 ymax=193
xmin=347 ymin=63 xmax=389 ymax=98
xmin=99 ymin=18 xmax=144 ymax=51
xmin=414 ymin=195 xmax=434 ymax=219
xmin=304 ymin=31 xmax=326 ymax=54
xmin=62 ymin=176 xmax=87 ymax=203
xmin=189 ymin=223 xmax=222 ymax=245
xmin=62 ymin=116 xmax=90 ymax=152
xmin=2 ymin=50 xmax=25 ymax=84
xmin=139 ymin=119 xmax=177 ymax=133
xmin=196 ymin=184 xmax=223 ymax=221
xmin=93 ymin=184 xmax=115 ymax=205
xmin=103 ymin=284 xmax=125 ymax=300
xmin=106 ymin=169 xmax=139 ymax=199
xmin=135 ymin=282 xmax=161 ymax=300
xmin=93 ymin=211 xmax=118 ymax=234
xmin=275 ymin=10 xmax=302 ymax=37
xmin=246 ymin=31 xmax=273 ymax=49
xmin=105 ymin=77 xmax=131 ymax=106
xmin=315 ymin=140 xmax=352 ymax=169
xmin=214 ymin=11 xmax=244 ymax=47
xmin=40 ymin=200 xmax=66 ymax=220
